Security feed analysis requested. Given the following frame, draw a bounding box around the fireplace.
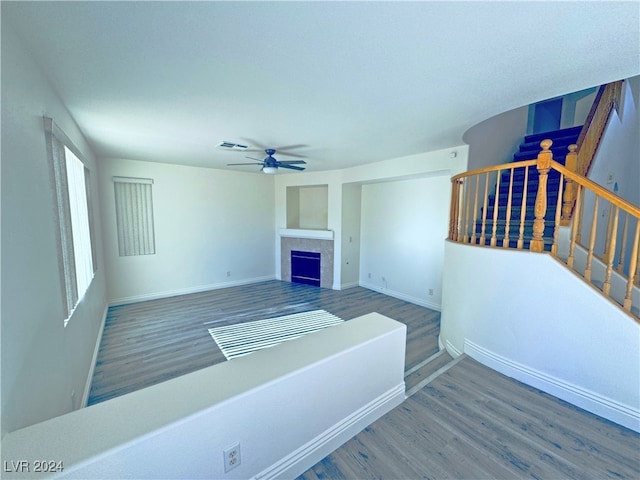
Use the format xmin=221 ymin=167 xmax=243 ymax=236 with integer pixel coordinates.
xmin=280 ymin=229 xmax=334 ymax=289
xmin=291 ymin=250 xmax=321 ymax=286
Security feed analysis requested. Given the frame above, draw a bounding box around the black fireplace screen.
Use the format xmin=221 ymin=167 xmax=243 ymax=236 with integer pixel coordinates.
xmin=291 ymin=250 xmax=321 ymax=287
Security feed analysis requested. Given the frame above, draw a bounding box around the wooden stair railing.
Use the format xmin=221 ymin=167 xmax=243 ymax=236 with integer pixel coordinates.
xmin=449 ymin=140 xmax=640 ymax=319
xmin=562 ymin=80 xmax=624 ymax=224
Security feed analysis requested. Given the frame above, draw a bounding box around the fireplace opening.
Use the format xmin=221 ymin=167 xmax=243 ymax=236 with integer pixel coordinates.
xmin=291 ymin=250 xmax=321 ymax=287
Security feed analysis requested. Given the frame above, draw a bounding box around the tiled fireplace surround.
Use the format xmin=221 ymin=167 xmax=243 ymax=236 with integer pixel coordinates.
xmin=280 ymin=230 xmax=334 ymax=289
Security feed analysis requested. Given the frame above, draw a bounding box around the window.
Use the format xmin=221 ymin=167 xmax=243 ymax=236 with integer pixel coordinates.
xmin=113 ymin=177 xmax=156 ymax=256
xmin=45 ymin=117 xmax=96 ymax=325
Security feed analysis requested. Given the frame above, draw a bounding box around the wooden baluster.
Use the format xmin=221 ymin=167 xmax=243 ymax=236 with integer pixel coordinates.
xmin=567 ymin=184 xmax=582 ymax=268
xmin=480 ymin=173 xmax=489 ymax=246
xmin=584 ymin=196 xmax=599 ymax=282
xmin=457 ymin=179 xmax=465 ymax=242
xmin=449 ymin=179 xmax=460 ymax=241
xmin=448 ymin=180 xmax=455 ymax=240
xmin=636 ymin=239 xmax=640 ymax=286
xmin=490 ymin=169 xmax=501 ymax=247
xmin=575 ymin=182 xmax=585 ymax=244
xmin=602 ymin=206 xmax=619 ymax=296
xmin=623 ymin=221 xmax=640 ymax=311
xmin=561 ymin=144 xmax=578 ymax=224
xmin=603 ymin=201 xmax=614 ymax=263
xmin=470 ymin=175 xmax=480 ymax=245
xmin=530 ymin=139 xmax=553 ymax=252
xmin=463 ymin=176 xmax=472 ymax=243
xmin=551 ymin=172 xmax=564 ymax=256
xmin=617 ymin=213 xmax=629 ymax=273
xmin=517 ymin=165 xmax=529 ymax=249
xmin=503 ymin=168 xmax=514 ymax=248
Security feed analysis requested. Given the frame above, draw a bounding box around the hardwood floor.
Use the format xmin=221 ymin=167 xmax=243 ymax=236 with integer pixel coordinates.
xmin=299 ymin=356 xmax=640 ymax=480
xmin=89 ymin=279 xmax=640 ymax=479
xmin=88 ymin=280 xmax=440 ymax=405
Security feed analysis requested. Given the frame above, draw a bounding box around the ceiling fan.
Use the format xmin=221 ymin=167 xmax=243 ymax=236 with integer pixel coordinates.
xmin=227 ymin=148 xmax=306 ymax=174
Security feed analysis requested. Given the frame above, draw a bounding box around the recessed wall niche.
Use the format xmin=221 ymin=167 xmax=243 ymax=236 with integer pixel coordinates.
xmin=286 ymin=185 xmax=328 ymax=229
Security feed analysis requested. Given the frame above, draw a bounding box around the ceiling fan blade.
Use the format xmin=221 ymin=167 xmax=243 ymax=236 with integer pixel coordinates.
xmin=227 ymin=162 xmax=263 ymax=166
xmin=278 ymin=164 xmax=306 ymax=171
xmin=270 ymin=150 xmax=307 ymax=159
xmin=245 ymin=156 xmax=264 ymax=162
xmin=238 ymin=138 xmax=269 ymax=151
xmin=277 ymin=160 xmax=306 ymax=165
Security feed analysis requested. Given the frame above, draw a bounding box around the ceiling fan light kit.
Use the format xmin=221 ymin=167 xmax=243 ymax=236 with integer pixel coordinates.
xmin=227 ymin=147 xmax=307 ymax=174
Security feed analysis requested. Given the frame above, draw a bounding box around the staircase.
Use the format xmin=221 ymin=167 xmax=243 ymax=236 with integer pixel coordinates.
xmin=476 ymin=126 xmax=582 ymax=249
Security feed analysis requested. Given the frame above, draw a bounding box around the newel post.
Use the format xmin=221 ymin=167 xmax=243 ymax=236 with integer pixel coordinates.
xmin=561 ymin=144 xmax=578 ymax=224
xmin=530 ymin=139 xmax=553 ymax=252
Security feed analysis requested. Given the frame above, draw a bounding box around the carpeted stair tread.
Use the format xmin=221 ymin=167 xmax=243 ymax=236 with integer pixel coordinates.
xmin=522 ymin=125 xmax=583 ymax=144
xmin=514 ymin=125 xmax=581 ymax=163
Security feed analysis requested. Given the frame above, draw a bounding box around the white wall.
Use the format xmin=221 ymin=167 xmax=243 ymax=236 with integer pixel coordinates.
xmin=298 ymin=185 xmax=328 ymax=229
xmin=588 ymin=76 xmax=639 ymax=208
xmin=340 ymin=183 xmax=362 ymax=288
xmin=98 ymin=159 xmax=275 ymax=304
xmin=1 ymin=24 xmax=108 ymax=435
xmin=1 ymin=314 xmax=406 ymax=480
xmin=440 ymin=241 xmax=640 ymax=432
xmin=359 ymin=177 xmax=449 ymax=309
xmin=463 ymin=105 xmax=529 ymax=170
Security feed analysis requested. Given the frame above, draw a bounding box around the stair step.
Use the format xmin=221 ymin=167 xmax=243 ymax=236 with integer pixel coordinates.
xmin=519 ymin=137 xmax=577 ymax=153
xmin=405 ymin=350 xmax=459 ymax=397
xmin=513 ymin=151 xmax=569 ymax=163
xmin=523 ymin=125 xmax=583 ymax=144
xmin=512 ymin=125 xmax=581 ymax=164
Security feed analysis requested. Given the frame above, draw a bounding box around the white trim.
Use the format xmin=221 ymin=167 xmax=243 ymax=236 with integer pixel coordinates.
xmin=464 ymin=339 xmax=640 ymax=433
xmin=278 ymin=228 xmax=334 ymax=240
xmin=81 ymin=304 xmax=108 ymax=407
xmin=253 ymin=383 xmax=405 ymax=480
xmin=339 ymin=281 xmax=360 ymax=290
xmin=108 ymin=275 xmax=276 ymax=306
xmin=359 ymin=281 xmax=441 ymax=311
xmin=445 ymin=339 xmax=462 ymax=358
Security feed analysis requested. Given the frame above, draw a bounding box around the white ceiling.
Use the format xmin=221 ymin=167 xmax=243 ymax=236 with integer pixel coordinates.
xmin=3 ymin=1 xmax=639 ymax=173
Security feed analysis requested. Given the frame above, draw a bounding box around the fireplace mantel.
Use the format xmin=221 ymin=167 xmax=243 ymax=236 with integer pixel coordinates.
xmin=279 ymin=229 xmax=334 ymax=240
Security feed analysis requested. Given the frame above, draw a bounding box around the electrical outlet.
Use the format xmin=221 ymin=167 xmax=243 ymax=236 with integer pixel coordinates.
xmin=368 ymin=272 xmax=371 ymax=279
xmin=223 ymin=443 xmax=241 ymax=473
xmin=428 ymin=288 xmax=434 ymax=296
xmin=226 ymin=271 xmax=231 ymax=277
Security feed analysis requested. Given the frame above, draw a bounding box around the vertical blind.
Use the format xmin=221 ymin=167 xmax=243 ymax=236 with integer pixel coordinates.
xmin=113 ymin=177 xmax=156 ymax=256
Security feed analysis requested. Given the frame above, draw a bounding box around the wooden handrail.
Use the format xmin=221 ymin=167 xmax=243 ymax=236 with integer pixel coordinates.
xmin=451 ymin=159 xmax=537 ymax=182
xmin=551 ymin=160 xmax=640 ymax=217
xmin=449 ymin=138 xmax=640 ymax=319
xmin=575 ymin=81 xmax=623 ymax=176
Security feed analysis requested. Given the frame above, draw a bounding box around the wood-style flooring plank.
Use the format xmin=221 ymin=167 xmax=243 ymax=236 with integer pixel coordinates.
xmin=88 ymin=280 xmax=440 ymax=405
xmin=299 ymin=357 xmax=640 ymax=480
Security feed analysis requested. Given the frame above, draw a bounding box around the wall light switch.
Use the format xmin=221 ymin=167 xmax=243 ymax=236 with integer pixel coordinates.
xmin=606 ymin=172 xmax=614 ymax=184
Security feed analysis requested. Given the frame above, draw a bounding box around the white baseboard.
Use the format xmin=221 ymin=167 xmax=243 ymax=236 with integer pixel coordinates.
xmin=82 ymin=303 xmax=108 ymax=408
xmin=339 ymin=281 xmax=360 ymax=290
xmin=359 ymin=281 xmax=441 ymax=311
xmin=108 ymin=275 xmax=276 ymax=306
xmin=464 ymin=340 xmax=640 ymax=433
xmin=445 ymin=339 xmax=462 ymax=358
xmin=254 ymin=383 xmax=405 ymax=480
